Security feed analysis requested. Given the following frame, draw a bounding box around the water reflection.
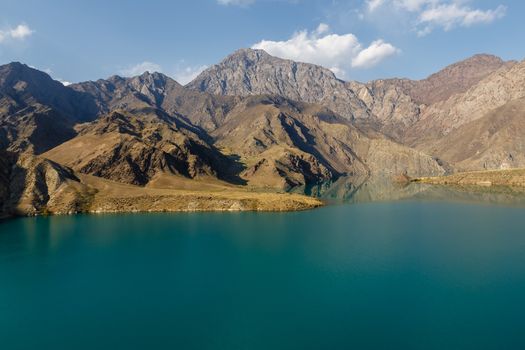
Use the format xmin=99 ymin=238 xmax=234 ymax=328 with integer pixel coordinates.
xmin=302 ymin=175 xmax=525 ymax=206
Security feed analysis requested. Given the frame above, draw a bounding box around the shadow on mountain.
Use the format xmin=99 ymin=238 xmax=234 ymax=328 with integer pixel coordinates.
xmin=0 ymin=151 xmax=25 ymax=218
xmin=214 ymin=153 xmax=247 ymax=186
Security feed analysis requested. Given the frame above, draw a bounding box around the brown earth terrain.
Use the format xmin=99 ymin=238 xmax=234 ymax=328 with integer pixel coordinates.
xmin=2 ymin=49 xmax=525 ymax=218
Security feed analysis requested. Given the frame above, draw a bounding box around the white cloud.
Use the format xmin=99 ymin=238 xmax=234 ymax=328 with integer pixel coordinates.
xmin=364 ymin=0 xmax=506 ymax=35
xmin=352 ymin=40 xmax=400 ymax=68
xmin=120 ymin=61 xmax=162 ymax=76
xmin=394 ymin=0 xmax=435 ymax=12
xmin=367 ymin=0 xmax=386 ymax=12
xmin=217 ymin=0 xmax=254 ymax=6
xmin=252 ymin=23 xmax=398 ymax=77
xmin=419 ymin=3 xmax=506 ymax=32
xmin=0 ymin=24 xmax=33 ymax=43
xmin=173 ymin=65 xmax=208 ymax=85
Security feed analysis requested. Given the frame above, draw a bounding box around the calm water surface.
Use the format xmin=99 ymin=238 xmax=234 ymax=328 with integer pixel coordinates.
xmin=2 ymin=184 xmax=525 ymax=349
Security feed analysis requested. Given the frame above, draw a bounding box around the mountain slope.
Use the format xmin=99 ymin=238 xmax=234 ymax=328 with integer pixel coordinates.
xmin=187 ymin=48 xmax=371 ymax=122
xmin=43 ymin=109 xmax=241 ymax=186
xmin=0 ymin=62 xmax=98 ymax=154
xmin=211 ymin=95 xmax=445 ymax=189
xmin=188 ymin=49 xmax=512 ymax=143
xmin=405 ymin=59 xmax=525 ymax=147
xmin=71 ymin=71 xmax=238 ymax=132
xmin=0 ymin=151 xmax=93 ymax=216
xmin=424 ymin=97 xmax=525 ymax=171
xmin=390 ymin=54 xmax=510 ymax=106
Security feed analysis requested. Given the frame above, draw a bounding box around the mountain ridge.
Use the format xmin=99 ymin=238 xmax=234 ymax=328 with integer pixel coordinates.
xmin=1 ymin=49 xmax=524 ymax=217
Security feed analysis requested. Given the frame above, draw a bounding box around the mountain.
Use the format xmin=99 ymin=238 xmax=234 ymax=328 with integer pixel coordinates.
xmin=0 ymin=63 xmax=98 ymax=154
xmin=187 ymin=48 xmax=371 ymax=122
xmin=188 ymin=49 xmax=511 ymax=143
xmin=0 ymin=151 xmax=93 ymax=216
xmin=423 ymin=97 xmax=525 ymax=171
xmin=43 ymin=109 xmax=241 ymax=186
xmin=71 ymin=71 xmax=238 ymax=132
xmin=405 ymin=59 xmax=525 ymax=147
xmin=0 ymin=62 xmax=96 ymax=120
xmin=66 ymin=70 xmax=444 ymax=189
xmin=2 ymin=49 xmax=524 ymax=217
xmin=389 ymin=54 xmax=511 ymax=106
xmin=210 ymin=95 xmax=444 ymax=189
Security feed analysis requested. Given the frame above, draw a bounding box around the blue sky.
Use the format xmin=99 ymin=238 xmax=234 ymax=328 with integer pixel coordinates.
xmin=1 ymin=0 xmax=523 ymax=84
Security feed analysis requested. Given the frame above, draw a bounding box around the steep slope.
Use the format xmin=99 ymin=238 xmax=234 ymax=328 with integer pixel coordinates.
xmin=0 ymin=151 xmax=13 ymax=215
xmin=425 ymin=98 xmax=525 ymax=171
xmin=71 ymin=72 xmax=238 ymax=132
xmin=0 ymin=152 xmax=93 ymax=216
xmin=0 ymin=62 xmax=98 ymax=154
xmin=211 ymin=96 xmax=445 ymax=189
xmin=43 ymin=109 xmax=240 ymax=186
xmin=1 ymin=104 xmax=76 ymax=154
xmin=188 ymin=50 xmax=512 ymax=143
xmin=0 ymin=62 xmax=96 ymax=120
xmin=348 ymin=79 xmax=421 ymax=141
xmin=405 ymin=59 xmax=525 ymax=146
xmin=187 ymin=48 xmax=371 ymax=122
xmin=391 ymin=54 xmax=510 ymax=106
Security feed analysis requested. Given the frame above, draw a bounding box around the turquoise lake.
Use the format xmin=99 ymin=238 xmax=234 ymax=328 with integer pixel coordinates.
xmin=2 ymin=184 xmax=525 ymax=349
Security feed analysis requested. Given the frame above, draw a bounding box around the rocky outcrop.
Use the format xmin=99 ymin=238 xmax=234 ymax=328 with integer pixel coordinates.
xmin=187 ymin=49 xmax=512 ymax=144
xmin=405 ymin=59 xmax=525 ymax=146
xmin=3 ymin=49 xmax=523 ymax=214
xmin=71 ymin=71 xmax=238 ymax=132
xmin=0 ymin=153 xmax=93 ymax=216
xmin=390 ymin=54 xmax=510 ymax=106
xmin=211 ymin=95 xmax=445 ymax=189
xmin=187 ymin=48 xmax=371 ymax=122
xmin=43 ymin=110 xmax=239 ymax=186
xmin=422 ymin=97 xmax=525 ymax=171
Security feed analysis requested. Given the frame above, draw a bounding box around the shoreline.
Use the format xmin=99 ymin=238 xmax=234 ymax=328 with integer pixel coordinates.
xmin=1 ymin=189 xmax=324 ymax=221
xmin=412 ymin=168 xmax=525 ymax=187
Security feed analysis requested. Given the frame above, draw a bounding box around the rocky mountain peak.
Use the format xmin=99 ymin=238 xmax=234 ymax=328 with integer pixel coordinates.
xmin=390 ymin=53 xmax=510 ymax=105
xmin=187 ymin=48 xmax=368 ymax=121
xmin=0 ymin=61 xmax=67 ymax=94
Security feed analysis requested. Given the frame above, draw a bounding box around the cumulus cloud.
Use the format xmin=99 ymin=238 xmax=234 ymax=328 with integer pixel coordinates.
xmin=367 ymin=0 xmax=386 ymax=12
xmin=365 ymin=0 xmax=506 ymax=35
xmin=252 ymin=23 xmax=399 ymax=77
xmin=419 ymin=3 xmax=506 ymax=32
xmin=173 ymin=65 xmax=208 ymax=85
xmin=217 ymin=0 xmax=254 ymax=6
xmin=120 ymin=61 xmax=162 ymax=76
xmin=0 ymin=24 xmax=33 ymax=43
xmin=351 ymin=40 xmax=400 ymax=68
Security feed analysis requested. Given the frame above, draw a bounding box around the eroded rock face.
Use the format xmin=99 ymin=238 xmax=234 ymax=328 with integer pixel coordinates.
xmin=1 ymin=153 xmax=93 ymax=216
xmin=2 ymin=49 xmax=522 ymax=204
xmin=422 ymin=97 xmax=525 ymax=171
xmin=211 ymin=95 xmax=445 ymax=189
xmin=43 ymin=110 xmax=235 ymax=186
xmin=187 ymin=49 xmax=512 ymax=144
xmin=389 ymin=54 xmax=510 ymax=106
xmin=71 ymin=71 xmax=238 ymax=132
xmin=187 ymin=48 xmax=371 ymax=122
xmin=404 ymin=60 xmax=525 ymax=147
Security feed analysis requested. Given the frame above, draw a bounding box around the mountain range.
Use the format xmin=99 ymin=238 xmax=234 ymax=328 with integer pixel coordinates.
xmin=1 ymin=48 xmax=524 ymax=216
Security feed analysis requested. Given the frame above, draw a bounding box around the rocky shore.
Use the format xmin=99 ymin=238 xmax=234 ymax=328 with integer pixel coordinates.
xmin=412 ymin=168 xmax=525 ymax=187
